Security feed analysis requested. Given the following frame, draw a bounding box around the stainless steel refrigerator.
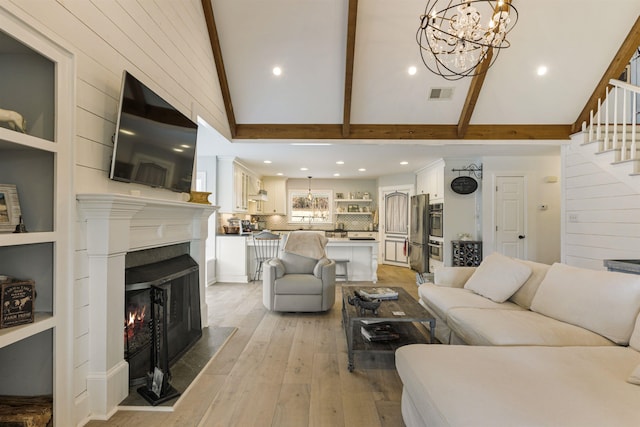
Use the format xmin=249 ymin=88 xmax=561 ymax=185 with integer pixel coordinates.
xmin=409 ymin=193 xmax=429 ymax=273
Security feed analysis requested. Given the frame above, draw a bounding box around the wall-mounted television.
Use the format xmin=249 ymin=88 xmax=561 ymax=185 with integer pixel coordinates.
xmin=109 ymin=71 xmax=198 ymax=193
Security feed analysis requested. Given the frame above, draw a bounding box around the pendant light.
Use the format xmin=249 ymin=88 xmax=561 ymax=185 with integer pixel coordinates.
xmin=306 ymin=176 xmax=313 ymax=201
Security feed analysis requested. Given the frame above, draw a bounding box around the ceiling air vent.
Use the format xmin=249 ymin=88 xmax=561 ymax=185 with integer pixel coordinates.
xmin=428 ymin=87 xmax=454 ymax=101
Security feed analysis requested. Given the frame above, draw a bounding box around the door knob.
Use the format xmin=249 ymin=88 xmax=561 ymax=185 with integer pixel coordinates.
xmin=518 ymin=235 xmax=525 ymax=239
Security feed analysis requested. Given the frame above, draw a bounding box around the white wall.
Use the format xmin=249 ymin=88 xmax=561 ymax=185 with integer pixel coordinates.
xmin=2 ymin=1 xmax=227 ymax=424
xmin=562 ymin=136 xmax=640 ymax=270
xmin=481 ymin=154 xmax=562 ymax=265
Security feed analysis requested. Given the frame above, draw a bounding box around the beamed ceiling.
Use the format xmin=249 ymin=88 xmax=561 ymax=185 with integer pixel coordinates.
xmin=198 ymin=0 xmax=640 ymax=179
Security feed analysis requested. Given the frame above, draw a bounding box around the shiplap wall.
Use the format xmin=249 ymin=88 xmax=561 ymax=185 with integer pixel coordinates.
xmin=3 ymin=1 xmax=226 ymax=424
xmin=562 ymin=136 xmax=640 ymax=270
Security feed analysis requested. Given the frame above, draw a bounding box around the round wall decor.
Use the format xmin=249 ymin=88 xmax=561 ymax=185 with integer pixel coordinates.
xmin=451 ymin=176 xmax=478 ymax=194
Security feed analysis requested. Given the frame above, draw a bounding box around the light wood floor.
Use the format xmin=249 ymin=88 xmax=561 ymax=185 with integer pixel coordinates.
xmin=87 ymin=264 xmax=418 ymax=427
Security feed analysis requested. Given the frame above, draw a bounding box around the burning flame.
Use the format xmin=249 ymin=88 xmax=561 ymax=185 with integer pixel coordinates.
xmin=125 ymin=305 xmax=147 ymax=340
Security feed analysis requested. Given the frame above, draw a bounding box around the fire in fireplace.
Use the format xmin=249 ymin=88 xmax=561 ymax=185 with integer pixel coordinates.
xmin=124 ymin=251 xmax=202 ymax=388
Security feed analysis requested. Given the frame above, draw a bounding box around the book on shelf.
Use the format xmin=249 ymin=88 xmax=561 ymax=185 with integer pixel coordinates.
xmin=360 ymin=323 xmax=400 ymax=342
xmin=358 ymin=287 xmax=399 ymax=300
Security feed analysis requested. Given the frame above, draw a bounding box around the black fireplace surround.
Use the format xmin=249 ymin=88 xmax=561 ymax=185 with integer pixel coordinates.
xmin=124 ymin=244 xmax=202 ymax=385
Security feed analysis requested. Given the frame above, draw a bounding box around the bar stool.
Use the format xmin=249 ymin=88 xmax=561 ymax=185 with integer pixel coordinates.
xmin=334 ymin=259 xmax=349 ymax=283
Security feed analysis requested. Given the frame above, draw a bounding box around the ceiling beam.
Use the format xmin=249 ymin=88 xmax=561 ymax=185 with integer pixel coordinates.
xmin=201 ymin=0 xmax=237 ymax=138
xmin=572 ymin=15 xmax=640 ymax=134
xmin=234 ymin=123 xmax=572 ymax=140
xmin=457 ymin=49 xmax=493 ymax=138
xmin=342 ymin=0 xmax=359 ymax=138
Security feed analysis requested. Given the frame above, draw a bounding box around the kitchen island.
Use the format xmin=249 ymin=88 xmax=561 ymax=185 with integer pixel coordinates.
xmin=216 ymin=234 xmax=378 ymax=283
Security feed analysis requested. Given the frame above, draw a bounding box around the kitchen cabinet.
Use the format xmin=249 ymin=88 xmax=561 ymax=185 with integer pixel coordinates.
xmin=416 ymin=159 xmax=445 ymax=201
xmin=0 ymin=13 xmax=74 ymax=426
xmin=216 ymin=235 xmax=250 ymax=282
xmin=217 ymin=157 xmax=258 ymax=213
xmin=384 ymin=238 xmax=407 ymax=264
xmin=248 ymin=178 xmax=263 ymax=215
xmin=262 ymin=176 xmax=287 ymax=214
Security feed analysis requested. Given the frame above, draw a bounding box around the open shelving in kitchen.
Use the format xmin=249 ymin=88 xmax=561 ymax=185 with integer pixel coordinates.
xmin=0 ymin=9 xmax=74 ymax=426
xmin=335 ymin=198 xmax=374 ymax=215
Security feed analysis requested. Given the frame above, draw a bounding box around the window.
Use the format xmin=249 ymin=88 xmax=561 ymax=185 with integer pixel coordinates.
xmin=289 ymin=190 xmax=333 ymax=224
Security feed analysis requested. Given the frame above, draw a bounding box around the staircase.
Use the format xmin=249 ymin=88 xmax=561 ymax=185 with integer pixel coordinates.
xmin=581 ymin=79 xmax=640 ymax=175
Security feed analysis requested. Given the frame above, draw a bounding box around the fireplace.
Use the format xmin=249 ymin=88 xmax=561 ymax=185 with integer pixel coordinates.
xmin=124 ymin=247 xmax=202 ymax=387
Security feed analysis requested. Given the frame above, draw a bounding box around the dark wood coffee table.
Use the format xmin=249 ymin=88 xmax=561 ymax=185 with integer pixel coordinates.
xmin=341 ymin=286 xmax=435 ymax=372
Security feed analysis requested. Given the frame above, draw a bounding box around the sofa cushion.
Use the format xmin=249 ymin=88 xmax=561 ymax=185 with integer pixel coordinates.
xmin=508 ymin=259 xmax=551 ymax=309
xmin=418 ymin=283 xmax=523 ymax=321
xmin=396 ymin=345 xmax=640 ymax=427
xmin=447 ymin=308 xmax=616 ymax=346
xmin=433 ymin=266 xmax=476 ymax=288
xmin=628 ymin=364 xmax=640 ymax=385
xmin=530 ymin=263 xmax=640 ymax=345
xmin=463 ymin=252 xmax=532 ymax=302
xmin=630 ymin=314 xmax=640 ymax=352
xmin=274 ymin=274 xmax=323 ymax=294
xmin=279 ymin=251 xmax=317 ymax=274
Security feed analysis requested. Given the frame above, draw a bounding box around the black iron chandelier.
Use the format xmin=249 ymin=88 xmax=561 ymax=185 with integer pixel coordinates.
xmin=416 ymin=0 xmax=518 ymax=80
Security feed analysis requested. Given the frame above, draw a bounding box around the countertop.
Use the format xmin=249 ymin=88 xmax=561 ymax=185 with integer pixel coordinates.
xmin=603 ymin=259 xmax=640 ymax=274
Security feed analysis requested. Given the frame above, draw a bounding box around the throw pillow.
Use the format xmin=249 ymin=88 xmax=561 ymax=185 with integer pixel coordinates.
xmin=313 ymin=257 xmax=331 ymax=279
xmin=627 ymin=364 xmax=640 ymax=386
xmin=268 ymin=258 xmax=285 ymax=279
xmin=463 ymin=252 xmax=532 ymax=303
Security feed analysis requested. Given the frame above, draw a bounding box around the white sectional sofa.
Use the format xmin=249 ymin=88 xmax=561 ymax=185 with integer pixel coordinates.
xmin=396 ymin=252 xmax=640 ymax=426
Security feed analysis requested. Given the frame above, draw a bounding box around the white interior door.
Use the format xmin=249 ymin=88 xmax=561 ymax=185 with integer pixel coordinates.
xmin=495 ymin=176 xmax=526 ymax=258
xmin=379 ymin=186 xmax=412 ymax=267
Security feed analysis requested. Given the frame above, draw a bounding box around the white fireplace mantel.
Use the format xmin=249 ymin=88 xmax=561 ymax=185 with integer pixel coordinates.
xmin=76 ymin=193 xmax=217 ymax=420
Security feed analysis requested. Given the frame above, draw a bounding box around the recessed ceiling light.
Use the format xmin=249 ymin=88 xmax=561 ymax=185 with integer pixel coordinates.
xmin=333 ymin=173 xmax=340 ymax=177
xmin=264 ymin=160 xmax=272 ymax=164
xmin=290 ymin=143 xmax=331 ymax=146
xmin=400 ymin=161 xmax=409 ymax=165
xmin=537 ymin=65 xmax=548 ymax=76
xmin=300 ymin=167 xmax=308 ymax=171
xmin=408 ymin=66 xmax=417 ymax=76
xmin=272 ymin=66 xmax=282 ymax=76
xmin=358 ymin=168 xmax=366 ymax=172
xmin=336 ymin=161 xmax=344 ymax=165
xmin=276 ymin=172 xmax=284 ymax=176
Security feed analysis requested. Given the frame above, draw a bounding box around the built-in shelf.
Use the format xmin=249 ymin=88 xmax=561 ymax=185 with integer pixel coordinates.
xmin=0 ymin=313 xmax=54 ymax=349
xmin=335 ymin=212 xmax=373 ymax=215
xmin=335 ymin=199 xmax=373 ymax=203
xmin=0 ymin=10 xmax=74 ymax=426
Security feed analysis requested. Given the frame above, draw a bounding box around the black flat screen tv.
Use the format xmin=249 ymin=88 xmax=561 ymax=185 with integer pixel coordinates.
xmin=109 ymin=71 xmax=198 ymax=193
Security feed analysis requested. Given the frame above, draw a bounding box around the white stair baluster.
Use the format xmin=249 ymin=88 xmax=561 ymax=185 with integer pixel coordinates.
xmin=621 ymin=87 xmax=627 ymax=160
xmin=632 ymin=91 xmax=637 ymax=160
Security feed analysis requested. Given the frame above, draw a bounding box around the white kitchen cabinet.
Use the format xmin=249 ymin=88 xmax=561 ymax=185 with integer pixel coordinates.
xmin=384 ymin=238 xmax=407 ymax=264
xmin=262 ymin=176 xmax=287 ymax=215
xmin=248 ymin=177 xmax=263 ymax=214
xmin=416 ymin=159 xmax=445 ymax=202
xmin=217 ymin=157 xmax=257 ymax=213
xmin=0 ymin=13 xmax=74 ymax=426
xmin=216 ymin=235 xmax=250 ymax=282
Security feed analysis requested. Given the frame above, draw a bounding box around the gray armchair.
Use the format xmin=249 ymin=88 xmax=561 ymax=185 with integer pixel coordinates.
xmin=262 ymin=251 xmax=336 ymax=312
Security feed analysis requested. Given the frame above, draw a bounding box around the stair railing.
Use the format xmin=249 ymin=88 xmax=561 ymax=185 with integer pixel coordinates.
xmin=585 ymin=79 xmax=639 ymax=161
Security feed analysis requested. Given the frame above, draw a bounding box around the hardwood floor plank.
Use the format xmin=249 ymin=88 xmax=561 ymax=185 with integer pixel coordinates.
xmin=271 ymin=384 xmax=311 ymax=427
xmin=309 ymin=352 xmax=344 ymax=427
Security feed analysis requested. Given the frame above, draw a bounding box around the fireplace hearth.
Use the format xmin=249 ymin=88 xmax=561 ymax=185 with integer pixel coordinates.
xmin=124 ymin=248 xmax=202 ymax=390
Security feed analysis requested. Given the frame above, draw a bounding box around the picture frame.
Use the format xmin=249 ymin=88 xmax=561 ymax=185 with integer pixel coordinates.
xmin=0 ymin=184 xmax=21 ymax=233
xmin=348 ymin=204 xmax=360 ymax=212
xmin=336 ymin=192 xmax=344 ymax=199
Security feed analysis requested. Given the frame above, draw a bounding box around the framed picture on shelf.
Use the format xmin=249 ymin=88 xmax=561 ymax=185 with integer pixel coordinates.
xmin=348 ymin=204 xmax=359 ymax=212
xmin=0 ymin=184 xmax=21 ymax=233
xmin=336 ymin=192 xmax=344 ymax=199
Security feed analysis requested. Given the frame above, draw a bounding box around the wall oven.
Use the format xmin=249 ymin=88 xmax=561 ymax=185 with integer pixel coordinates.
xmin=428 ymin=239 xmax=443 ymax=262
xmin=429 ymin=203 xmax=443 ymax=238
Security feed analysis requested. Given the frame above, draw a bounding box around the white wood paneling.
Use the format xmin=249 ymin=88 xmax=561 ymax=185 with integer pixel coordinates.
xmin=562 ymin=138 xmax=640 ymax=268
